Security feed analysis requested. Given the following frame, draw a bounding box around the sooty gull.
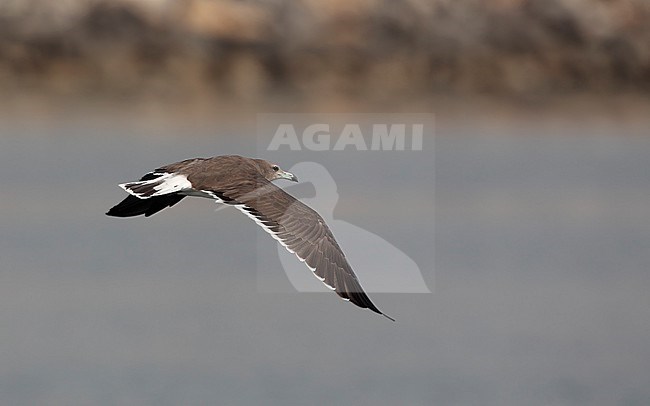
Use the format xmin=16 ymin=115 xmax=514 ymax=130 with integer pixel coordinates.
xmin=106 ymin=155 xmax=394 ymax=321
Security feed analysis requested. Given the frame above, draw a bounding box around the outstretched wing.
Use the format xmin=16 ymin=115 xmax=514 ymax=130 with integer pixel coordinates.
xmin=211 ymin=178 xmax=393 ymax=320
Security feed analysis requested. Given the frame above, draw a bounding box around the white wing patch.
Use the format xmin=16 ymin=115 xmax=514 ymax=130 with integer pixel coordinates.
xmin=120 ymin=173 xmax=193 ymax=198
xmin=150 ymin=174 xmax=192 ymax=196
xmin=233 ymin=204 xmax=336 ymax=291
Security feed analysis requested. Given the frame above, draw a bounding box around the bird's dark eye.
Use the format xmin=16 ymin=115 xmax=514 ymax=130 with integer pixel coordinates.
xmin=272 ymin=165 xmax=279 ymax=171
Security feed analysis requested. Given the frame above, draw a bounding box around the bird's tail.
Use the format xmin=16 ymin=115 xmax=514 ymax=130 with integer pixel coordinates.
xmin=106 ymin=194 xmax=185 ymax=217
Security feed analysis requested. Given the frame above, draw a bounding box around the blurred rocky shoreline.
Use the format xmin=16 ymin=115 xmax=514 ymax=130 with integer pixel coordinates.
xmin=1 ymin=0 xmax=649 ymax=100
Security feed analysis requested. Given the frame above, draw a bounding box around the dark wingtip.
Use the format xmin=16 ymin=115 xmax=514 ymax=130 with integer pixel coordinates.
xmin=364 ymin=299 xmax=395 ymax=321
xmin=382 ymin=313 xmax=396 ymax=322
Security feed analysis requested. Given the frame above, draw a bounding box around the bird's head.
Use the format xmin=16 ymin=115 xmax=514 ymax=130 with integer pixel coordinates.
xmin=260 ymin=160 xmax=298 ymax=183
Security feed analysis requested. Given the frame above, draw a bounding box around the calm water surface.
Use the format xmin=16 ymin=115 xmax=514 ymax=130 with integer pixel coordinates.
xmin=0 ymin=104 xmax=648 ymax=406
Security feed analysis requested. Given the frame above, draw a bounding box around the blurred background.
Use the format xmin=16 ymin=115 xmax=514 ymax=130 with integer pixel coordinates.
xmin=1 ymin=1 xmax=649 ymax=405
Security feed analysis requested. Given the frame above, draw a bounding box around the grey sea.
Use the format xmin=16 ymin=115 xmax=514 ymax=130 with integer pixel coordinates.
xmin=1 ymin=99 xmax=649 ymax=406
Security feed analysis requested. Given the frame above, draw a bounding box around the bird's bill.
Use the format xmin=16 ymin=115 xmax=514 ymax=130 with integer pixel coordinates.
xmin=277 ymin=170 xmax=298 ymax=182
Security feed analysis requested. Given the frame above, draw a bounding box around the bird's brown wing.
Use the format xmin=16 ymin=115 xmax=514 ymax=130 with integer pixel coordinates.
xmin=208 ymin=178 xmax=392 ymax=320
